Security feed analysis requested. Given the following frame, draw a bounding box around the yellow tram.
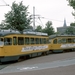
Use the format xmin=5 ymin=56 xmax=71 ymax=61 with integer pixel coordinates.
xmin=1 ymin=31 xmax=75 ymax=63
xmin=0 ymin=30 xmax=49 ymax=62
xmin=49 ymin=35 xmax=75 ymax=52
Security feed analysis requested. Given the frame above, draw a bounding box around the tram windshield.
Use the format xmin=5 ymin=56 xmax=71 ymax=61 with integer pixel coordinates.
xmin=0 ymin=38 xmax=4 ymax=46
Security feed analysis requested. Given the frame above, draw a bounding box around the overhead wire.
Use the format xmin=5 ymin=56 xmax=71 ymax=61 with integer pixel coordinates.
xmin=0 ymin=1 xmax=72 ymax=24
xmin=35 ymin=20 xmax=42 ymax=25
xmin=34 ymin=7 xmax=72 ymax=24
xmin=38 ymin=16 xmax=72 ymax=24
xmin=0 ymin=0 xmax=9 ymax=6
xmin=38 ymin=16 xmax=44 ymax=26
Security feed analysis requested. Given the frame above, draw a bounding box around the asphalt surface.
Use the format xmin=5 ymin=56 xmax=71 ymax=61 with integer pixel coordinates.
xmin=0 ymin=52 xmax=75 ymax=75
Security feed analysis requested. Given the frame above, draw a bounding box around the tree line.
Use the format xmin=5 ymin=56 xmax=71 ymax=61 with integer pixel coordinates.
xmin=0 ymin=1 xmax=75 ymax=35
xmin=65 ymin=0 xmax=75 ymax=35
xmin=0 ymin=1 xmax=55 ymax=35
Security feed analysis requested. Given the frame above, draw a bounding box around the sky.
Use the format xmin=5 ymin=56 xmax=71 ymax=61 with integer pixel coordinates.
xmin=0 ymin=0 xmax=75 ymax=31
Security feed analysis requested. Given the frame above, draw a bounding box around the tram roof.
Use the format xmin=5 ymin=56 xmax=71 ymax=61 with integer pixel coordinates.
xmin=49 ymin=34 xmax=75 ymax=39
xmin=0 ymin=30 xmax=48 ymax=36
xmin=0 ymin=30 xmax=19 ymax=36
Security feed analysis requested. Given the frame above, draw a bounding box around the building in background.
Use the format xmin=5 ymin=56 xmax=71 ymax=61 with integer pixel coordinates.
xmin=57 ymin=19 xmax=69 ymax=34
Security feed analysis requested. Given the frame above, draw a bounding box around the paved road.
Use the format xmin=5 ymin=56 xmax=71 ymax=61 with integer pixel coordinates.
xmin=0 ymin=52 xmax=75 ymax=75
xmin=0 ymin=64 xmax=8 ymax=70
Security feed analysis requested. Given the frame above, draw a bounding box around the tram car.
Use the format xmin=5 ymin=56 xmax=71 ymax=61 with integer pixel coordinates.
xmin=49 ymin=35 xmax=75 ymax=52
xmin=0 ymin=30 xmax=49 ymax=62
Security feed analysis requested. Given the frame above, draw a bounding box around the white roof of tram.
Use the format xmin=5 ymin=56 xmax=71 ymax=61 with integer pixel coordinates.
xmin=0 ymin=30 xmax=48 ymax=36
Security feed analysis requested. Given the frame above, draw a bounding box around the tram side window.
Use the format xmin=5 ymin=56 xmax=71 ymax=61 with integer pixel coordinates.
xmin=40 ymin=38 xmax=43 ymax=44
xmin=67 ymin=38 xmax=72 ymax=43
xmin=18 ymin=37 xmax=24 ymax=45
xmin=4 ymin=38 xmax=12 ymax=45
xmin=73 ymin=38 xmax=75 ymax=43
xmin=13 ymin=37 xmax=17 ymax=45
xmin=0 ymin=38 xmax=4 ymax=45
xmin=41 ymin=38 xmax=44 ymax=44
xmin=43 ymin=38 xmax=46 ymax=44
xmin=46 ymin=38 xmax=49 ymax=44
xmin=61 ymin=38 xmax=67 ymax=43
xmin=30 ymin=38 xmax=35 ymax=44
xmin=35 ymin=38 xmax=39 ymax=44
xmin=53 ymin=39 xmax=57 ymax=44
xmin=25 ymin=37 xmax=29 ymax=44
xmin=49 ymin=39 xmax=52 ymax=43
xmin=58 ymin=39 xmax=62 ymax=44
xmin=0 ymin=38 xmax=3 ymax=41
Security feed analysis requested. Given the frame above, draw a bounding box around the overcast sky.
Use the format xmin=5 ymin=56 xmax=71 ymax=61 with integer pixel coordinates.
xmin=0 ymin=0 xmax=75 ymax=31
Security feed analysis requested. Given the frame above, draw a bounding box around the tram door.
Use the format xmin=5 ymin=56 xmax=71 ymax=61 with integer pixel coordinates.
xmin=52 ymin=38 xmax=61 ymax=50
xmin=51 ymin=38 xmax=64 ymax=52
xmin=4 ymin=37 xmax=12 ymax=56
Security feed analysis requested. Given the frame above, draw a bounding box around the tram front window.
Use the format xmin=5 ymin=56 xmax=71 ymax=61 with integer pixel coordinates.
xmin=4 ymin=38 xmax=12 ymax=45
xmin=53 ymin=39 xmax=57 ymax=44
xmin=0 ymin=38 xmax=4 ymax=46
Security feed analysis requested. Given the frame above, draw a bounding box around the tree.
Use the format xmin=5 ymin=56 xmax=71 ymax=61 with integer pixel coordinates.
xmin=66 ymin=0 xmax=75 ymax=35
xmin=35 ymin=25 xmax=42 ymax=32
xmin=4 ymin=1 xmax=31 ymax=33
xmin=27 ymin=25 xmax=33 ymax=30
xmin=70 ymin=22 xmax=75 ymax=26
xmin=67 ymin=0 xmax=75 ymax=17
xmin=65 ymin=26 xmax=75 ymax=35
xmin=42 ymin=21 xmax=55 ymax=35
xmin=0 ymin=20 xmax=6 ymax=30
xmin=67 ymin=0 xmax=75 ymax=9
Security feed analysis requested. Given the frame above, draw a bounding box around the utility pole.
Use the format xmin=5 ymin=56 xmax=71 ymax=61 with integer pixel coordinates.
xmin=33 ymin=6 xmax=35 ymax=30
xmin=33 ymin=6 xmax=44 ymax=31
